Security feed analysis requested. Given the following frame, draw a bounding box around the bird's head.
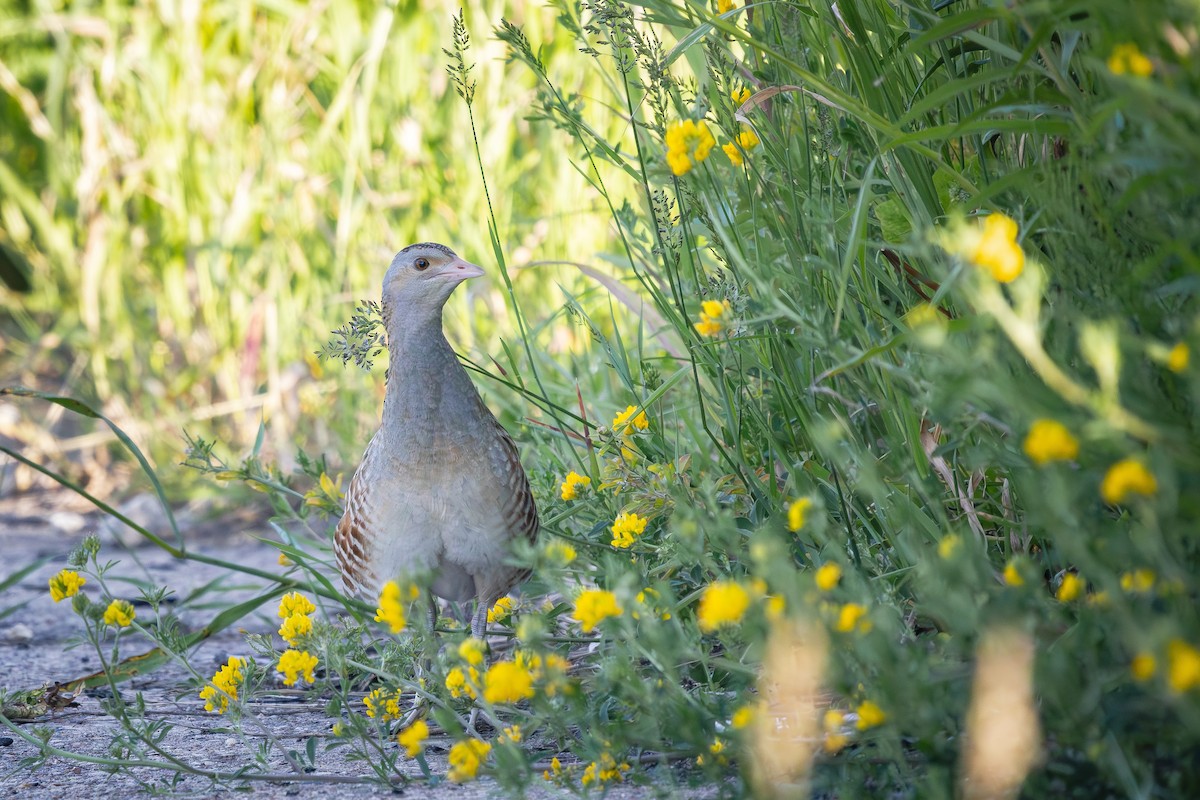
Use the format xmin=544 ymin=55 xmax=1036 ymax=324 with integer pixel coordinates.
xmin=381 ymin=242 xmax=484 ymax=316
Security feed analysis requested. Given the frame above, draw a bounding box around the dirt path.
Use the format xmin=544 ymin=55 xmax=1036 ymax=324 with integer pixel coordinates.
xmin=0 ymin=494 xmax=706 ymax=799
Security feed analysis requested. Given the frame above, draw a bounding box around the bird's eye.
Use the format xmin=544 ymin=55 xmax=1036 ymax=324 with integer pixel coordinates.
xmin=414 ymin=258 xmax=430 ymax=271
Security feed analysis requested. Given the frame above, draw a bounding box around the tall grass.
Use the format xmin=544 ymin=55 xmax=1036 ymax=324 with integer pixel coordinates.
xmin=2 ymin=0 xmax=1199 ymax=797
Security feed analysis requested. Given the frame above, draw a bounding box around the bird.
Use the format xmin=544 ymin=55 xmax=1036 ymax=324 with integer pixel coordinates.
xmin=334 ymin=242 xmax=539 ymax=642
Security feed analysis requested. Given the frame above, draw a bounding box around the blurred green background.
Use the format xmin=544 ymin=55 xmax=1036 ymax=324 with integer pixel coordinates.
xmin=0 ymin=0 xmax=626 ymax=481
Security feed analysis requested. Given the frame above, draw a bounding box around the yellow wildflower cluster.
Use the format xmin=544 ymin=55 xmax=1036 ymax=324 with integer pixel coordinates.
xmin=665 ymin=119 xmax=715 ymax=176
xmin=304 ymin=471 xmax=344 ymax=507
xmin=458 ymin=636 xmax=487 ymax=666
xmin=1003 ymin=560 xmax=1025 ymax=587
xmin=856 ymin=700 xmax=887 ymax=730
xmin=103 ymin=599 xmax=136 ymax=627
xmin=518 ymin=650 xmax=572 ymax=697
xmin=717 ymin=0 xmax=734 ymax=14
xmin=544 ymin=540 xmax=577 ymax=564
xmin=1167 ymin=639 xmax=1200 ymax=693
xmin=731 ymin=705 xmax=755 ymax=730
xmin=723 ymin=127 xmax=760 ymax=166
xmin=1056 ymin=572 xmax=1084 ymax=602
xmin=1023 ymin=419 xmax=1079 ymax=465
xmin=397 ymin=719 xmax=429 ymax=758
xmin=787 ymin=497 xmax=813 ymax=532
xmin=697 ymin=580 xmax=751 ymax=632
xmin=445 ymin=665 xmax=480 ymax=699
xmin=938 ymin=534 xmax=962 ymax=560
xmin=731 ymin=87 xmax=750 ymax=105
xmin=277 ymin=648 xmax=318 ymax=686
xmin=1131 ymin=652 xmax=1157 ymax=682
xmin=487 ymin=596 xmax=514 ymax=624
xmin=694 ymin=299 xmax=732 ymax=337
xmin=612 ymin=405 xmax=649 ymax=435
xmin=447 ymin=739 xmax=491 ymax=783
xmin=49 ymin=569 xmax=86 ymax=603
xmin=278 ymin=592 xmax=317 ymax=645
xmin=574 ymin=589 xmax=623 ymax=632
xmin=814 ymin=563 xmax=842 ymax=592
xmin=1100 ymin=459 xmax=1157 ymax=503
xmin=363 ymin=687 xmax=403 ymax=721
xmin=610 ymin=511 xmax=648 ymax=548
xmin=581 ymin=753 xmax=630 ymax=787
xmin=965 ymin=213 xmax=1025 ymax=282
xmin=634 ymin=586 xmax=672 ymax=621
xmin=834 ymin=602 xmax=871 ymax=633
xmin=1120 ymin=569 xmax=1156 ymax=594
xmin=1167 ymin=342 xmax=1189 ymax=372
xmin=559 ymin=470 xmax=591 ymax=500
xmin=1108 ymin=43 xmax=1154 ymax=77
xmin=199 ymin=656 xmax=246 ymax=714
xmin=823 ymin=709 xmax=850 ymax=753
xmin=483 ymin=659 xmax=536 ymax=704
xmin=375 ymin=580 xmax=419 ymax=634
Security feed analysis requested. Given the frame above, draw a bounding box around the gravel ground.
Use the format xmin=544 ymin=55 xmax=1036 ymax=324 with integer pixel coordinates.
xmin=0 ymin=490 xmax=721 ymax=800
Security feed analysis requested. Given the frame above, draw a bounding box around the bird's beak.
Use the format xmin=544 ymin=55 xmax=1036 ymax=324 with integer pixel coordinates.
xmin=444 ymin=259 xmax=485 ymax=283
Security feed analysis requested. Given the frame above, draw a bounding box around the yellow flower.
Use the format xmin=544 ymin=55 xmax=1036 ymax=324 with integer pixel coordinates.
xmin=731 ymin=87 xmax=751 ymax=105
xmin=574 ymin=589 xmax=623 ymax=632
xmin=969 ymin=213 xmax=1025 ymax=282
xmin=1056 ymin=572 xmax=1083 ymax=602
xmin=765 ymin=595 xmax=786 ymax=620
xmin=103 ymin=599 xmax=136 ymax=627
xmin=1108 ymin=43 xmax=1154 ymax=77
xmin=855 ymin=700 xmax=887 ymax=730
xmin=397 ymin=719 xmax=429 ymax=757
xmin=694 ymin=299 xmax=732 ymax=337
xmin=276 ymin=649 xmax=318 ymax=686
xmin=447 ymin=739 xmax=491 ymax=783
xmin=483 ymin=660 xmax=536 ymax=704
xmin=545 ymin=540 xmax=577 ymax=564
xmin=1119 ymin=569 xmax=1156 ymax=594
xmin=722 ymin=127 xmax=761 ymax=166
xmin=1023 ymin=419 xmax=1080 ymax=465
xmin=1167 ymin=342 xmax=1189 ymax=373
xmin=665 ymin=119 xmax=716 ymax=176
xmin=834 ymin=602 xmax=871 ymax=633
xmin=938 ymin=534 xmax=962 ymax=559
xmin=697 ymin=581 xmax=751 ymax=632
xmin=278 ymin=592 xmax=316 ymax=619
xmin=445 ymin=665 xmax=479 ymax=699
xmin=199 ymin=656 xmax=246 ymax=714
xmin=363 ymin=687 xmax=402 ymax=720
xmin=1100 ymin=459 xmax=1157 ymax=504
xmin=1131 ymin=653 xmax=1157 ymax=682
xmin=49 ymin=569 xmax=86 ymax=603
xmin=560 ymin=471 xmax=591 ymax=500
xmin=717 ymin=0 xmax=734 ymax=13
xmin=277 ymin=552 xmax=293 ymax=566
xmin=543 ymin=756 xmax=567 ymax=781
xmin=1003 ymin=560 xmax=1024 ymax=587
xmin=279 ymin=613 xmax=313 ymax=645
xmin=731 ymin=705 xmax=755 ymax=730
xmin=487 ymin=597 xmax=515 ymax=625
xmin=500 ymin=724 xmax=522 ymax=744
xmin=581 ymin=754 xmax=630 ymax=786
xmin=1167 ymin=639 xmax=1200 ymax=693
xmin=374 ymin=581 xmax=410 ymax=634
xmin=823 ymin=708 xmax=850 ymax=753
xmin=612 ymin=405 xmax=649 ymax=435
xmin=458 ymin=637 xmax=487 ymax=666
xmin=634 ymin=586 xmax=672 ymax=621
xmin=787 ymin=497 xmax=813 ymax=532
xmin=814 ymin=563 xmax=842 ymax=592
xmin=610 ymin=511 xmax=648 ymax=548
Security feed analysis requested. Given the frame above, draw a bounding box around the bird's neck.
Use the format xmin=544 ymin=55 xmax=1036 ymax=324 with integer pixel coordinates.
xmin=380 ymin=305 xmax=481 ymax=435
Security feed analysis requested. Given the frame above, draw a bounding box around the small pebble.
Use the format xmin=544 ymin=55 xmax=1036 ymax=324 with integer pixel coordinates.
xmin=0 ymin=736 xmax=14 ymax=746
xmin=0 ymin=623 xmax=33 ymax=644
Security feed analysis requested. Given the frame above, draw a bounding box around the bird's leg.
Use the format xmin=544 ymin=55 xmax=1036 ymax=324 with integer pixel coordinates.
xmin=464 ymin=598 xmax=491 ymax=736
xmin=398 ymin=593 xmax=438 ymax=729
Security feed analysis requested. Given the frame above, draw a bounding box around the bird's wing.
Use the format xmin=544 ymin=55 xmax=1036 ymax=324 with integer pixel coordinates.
xmin=487 ymin=417 xmax=540 ymax=546
xmin=335 ymin=438 xmax=383 ymax=599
